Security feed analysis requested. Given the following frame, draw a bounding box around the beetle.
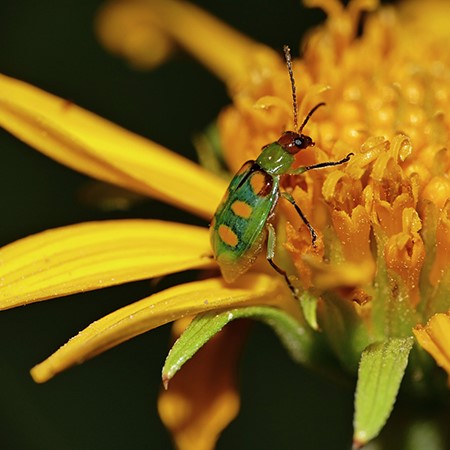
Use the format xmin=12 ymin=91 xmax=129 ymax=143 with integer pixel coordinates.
xmin=210 ymin=46 xmax=353 ymax=298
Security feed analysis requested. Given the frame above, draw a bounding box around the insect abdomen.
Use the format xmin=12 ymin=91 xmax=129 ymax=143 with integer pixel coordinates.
xmin=210 ymin=162 xmax=279 ymax=282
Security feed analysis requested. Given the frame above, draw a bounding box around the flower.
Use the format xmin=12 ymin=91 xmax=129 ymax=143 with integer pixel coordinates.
xmin=1 ymin=0 xmax=450 ymax=449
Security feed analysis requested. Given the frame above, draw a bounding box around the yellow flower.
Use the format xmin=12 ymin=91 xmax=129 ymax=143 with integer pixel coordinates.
xmin=1 ymin=0 xmax=450 ymax=448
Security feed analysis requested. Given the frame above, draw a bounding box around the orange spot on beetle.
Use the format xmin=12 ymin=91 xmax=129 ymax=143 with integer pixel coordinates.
xmin=218 ymin=224 xmax=239 ymax=247
xmin=250 ymin=172 xmax=272 ymax=196
xmin=231 ymin=200 xmax=253 ymax=219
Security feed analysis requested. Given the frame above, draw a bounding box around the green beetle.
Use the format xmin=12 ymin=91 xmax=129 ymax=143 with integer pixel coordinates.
xmin=210 ymin=46 xmax=353 ymax=297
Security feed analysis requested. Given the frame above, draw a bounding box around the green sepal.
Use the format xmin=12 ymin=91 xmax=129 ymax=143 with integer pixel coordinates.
xmin=162 ymin=306 xmax=315 ymax=387
xmin=299 ymin=290 xmax=319 ymax=330
xmin=353 ymin=337 xmax=414 ymax=447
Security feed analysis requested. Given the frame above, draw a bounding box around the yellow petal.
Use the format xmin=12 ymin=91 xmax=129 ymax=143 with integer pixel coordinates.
xmin=0 ymin=73 xmax=227 ymax=219
xmin=302 ymin=255 xmax=374 ymax=290
xmin=413 ymin=310 xmax=450 ymax=384
xmin=30 ymin=274 xmax=284 ymax=383
xmin=98 ymin=0 xmax=276 ymax=86
xmin=158 ymin=319 xmax=247 ymax=450
xmin=96 ymin=0 xmax=174 ymax=70
xmin=0 ymin=220 xmax=213 ymax=310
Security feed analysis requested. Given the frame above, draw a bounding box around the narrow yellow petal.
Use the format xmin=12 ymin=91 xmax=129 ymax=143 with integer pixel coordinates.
xmin=0 ymin=73 xmax=227 ymax=219
xmin=0 ymin=220 xmax=213 ymax=310
xmin=158 ymin=320 xmax=246 ymax=450
xmin=30 ymin=274 xmax=284 ymax=383
xmin=413 ymin=311 xmax=450 ymax=384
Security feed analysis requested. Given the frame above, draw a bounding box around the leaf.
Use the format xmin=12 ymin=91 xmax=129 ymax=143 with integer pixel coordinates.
xmin=158 ymin=319 xmax=246 ymax=450
xmin=353 ymin=337 xmax=414 ymax=447
xmin=162 ymin=306 xmax=314 ymax=387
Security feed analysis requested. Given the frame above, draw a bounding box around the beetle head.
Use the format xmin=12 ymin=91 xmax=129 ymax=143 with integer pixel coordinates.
xmin=277 ymin=131 xmax=315 ymax=154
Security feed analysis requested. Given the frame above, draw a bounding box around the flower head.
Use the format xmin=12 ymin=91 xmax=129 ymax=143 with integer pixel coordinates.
xmin=1 ymin=0 xmax=450 ymax=449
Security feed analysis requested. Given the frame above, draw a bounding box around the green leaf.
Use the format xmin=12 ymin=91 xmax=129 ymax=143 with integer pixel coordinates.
xmin=162 ymin=306 xmax=314 ymax=387
xmin=353 ymin=337 xmax=414 ymax=447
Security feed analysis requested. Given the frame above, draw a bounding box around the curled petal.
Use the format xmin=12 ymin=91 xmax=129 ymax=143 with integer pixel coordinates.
xmin=96 ymin=0 xmax=174 ymax=69
xmin=389 ymin=133 xmax=413 ymax=163
xmin=0 ymin=220 xmax=213 ymax=309
xmin=345 ymin=136 xmax=389 ymax=180
xmin=30 ymin=274 xmax=285 ymax=383
xmin=0 ymin=73 xmax=227 ymax=219
xmin=322 ymin=170 xmax=362 ymax=213
xmin=97 ymin=0 xmax=276 ymax=87
xmin=384 ymin=209 xmax=426 ymax=307
xmin=158 ymin=320 xmax=247 ymax=450
xmin=413 ymin=310 xmax=450 ymax=384
xmin=373 ymin=193 xmax=415 ymax=237
xmin=330 ymin=207 xmax=374 ymax=268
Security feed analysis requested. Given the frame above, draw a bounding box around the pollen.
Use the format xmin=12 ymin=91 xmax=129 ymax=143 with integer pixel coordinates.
xmin=218 ymin=224 xmax=239 ymax=247
xmin=231 ymin=200 xmax=253 ymax=219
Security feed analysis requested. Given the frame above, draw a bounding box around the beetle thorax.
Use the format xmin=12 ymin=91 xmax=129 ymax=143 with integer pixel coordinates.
xmin=255 ymin=130 xmax=315 ymax=176
xmin=255 ymin=142 xmax=295 ymax=176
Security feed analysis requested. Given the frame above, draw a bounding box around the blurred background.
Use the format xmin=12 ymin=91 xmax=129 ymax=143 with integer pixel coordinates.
xmin=0 ymin=1 xmax=358 ymax=449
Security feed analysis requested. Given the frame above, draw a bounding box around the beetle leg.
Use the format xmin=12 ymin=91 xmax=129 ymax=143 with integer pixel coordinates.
xmin=280 ymin=191 xmax=317 ymax=247
xmin=266 ymin=223 xmax=299 ymax=301
xmin=289 ymin=152 xmax=354 ymax=175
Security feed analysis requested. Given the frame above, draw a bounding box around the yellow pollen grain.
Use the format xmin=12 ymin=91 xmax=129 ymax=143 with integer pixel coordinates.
xmin=231 ymin=200 xmax=253 ymax=219
xmin=250 ymin=172 xmax=266 ymax=195
xmin=218 ymin=224 xmax=239 ymax=247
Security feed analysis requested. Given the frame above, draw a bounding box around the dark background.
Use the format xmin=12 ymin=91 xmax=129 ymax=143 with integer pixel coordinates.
xmin=0 ymin=1 xmax=356 ymax=449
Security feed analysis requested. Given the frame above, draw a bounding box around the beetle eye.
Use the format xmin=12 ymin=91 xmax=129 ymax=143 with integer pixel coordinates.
xmin=294 ymin=138 xmax=303 ymax=147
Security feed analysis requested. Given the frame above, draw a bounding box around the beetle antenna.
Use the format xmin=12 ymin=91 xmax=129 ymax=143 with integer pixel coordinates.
xmin=298 ymin=102 xmax=326 ymax=133
xmin=283 ymin=45 xmax=298 ymax=130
